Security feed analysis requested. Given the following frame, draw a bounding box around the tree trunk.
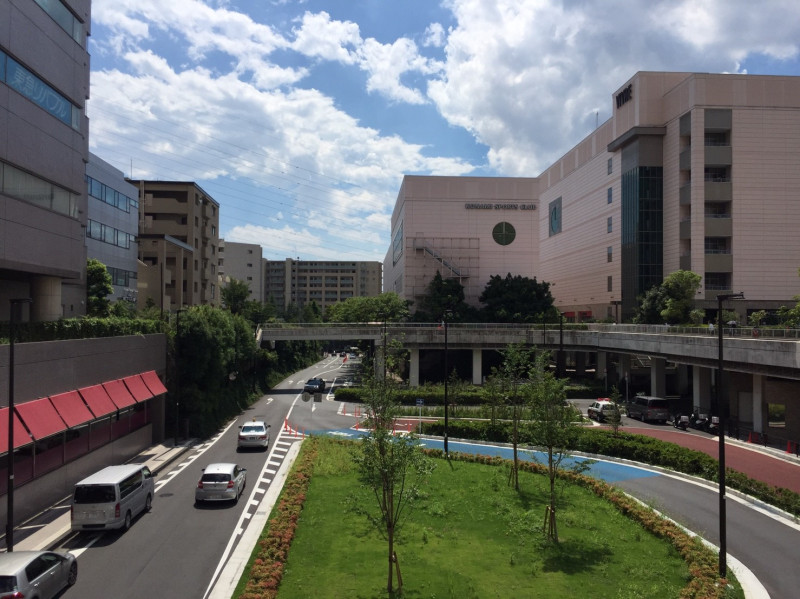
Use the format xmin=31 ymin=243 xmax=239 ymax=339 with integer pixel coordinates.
xmin=387 ymin=526 xmax=394 ymax=592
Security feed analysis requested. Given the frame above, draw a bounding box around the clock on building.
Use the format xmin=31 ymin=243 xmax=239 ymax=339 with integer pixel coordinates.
xmin=492 ymin=222 xmax=516 ymax=246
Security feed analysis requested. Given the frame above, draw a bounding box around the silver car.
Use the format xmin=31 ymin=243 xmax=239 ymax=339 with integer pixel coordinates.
xmin=195 ymin=463 xmax=247 ymax=504
xmin=0 ymin=550 xmax=77 ymax=599
xmin=237 ymin=420 xmax=270 ymax=451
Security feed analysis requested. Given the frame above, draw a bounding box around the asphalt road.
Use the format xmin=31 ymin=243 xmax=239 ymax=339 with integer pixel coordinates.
xmin=54 ymin=354 xmax=355 ymax=598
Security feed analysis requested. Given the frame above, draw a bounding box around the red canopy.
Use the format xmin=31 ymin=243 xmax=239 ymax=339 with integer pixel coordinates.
xmin=14 ymin=398 xmax=66 ymax=440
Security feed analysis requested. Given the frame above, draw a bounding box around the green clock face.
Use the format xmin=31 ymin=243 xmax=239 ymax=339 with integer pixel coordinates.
xmin=549 ymin=198 xmax=562 ymax=236
xmin=492 ymin=222 xmax=516 ymax=246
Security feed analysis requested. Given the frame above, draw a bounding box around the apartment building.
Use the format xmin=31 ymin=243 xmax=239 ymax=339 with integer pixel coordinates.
xmin=131 ymin=180 xmax=221 ymax=310
xmin=386 ymin=72 xmax=800 ymax=322
xmin=0 ymin=0 xmax=91 ymax=321
xmin=218 ymin=240 xmax=264 ymax=303
xmin=265 ymin=258 xmax=382 ymax=313
xmin=86 ymin=153 xmax=139 ymax=302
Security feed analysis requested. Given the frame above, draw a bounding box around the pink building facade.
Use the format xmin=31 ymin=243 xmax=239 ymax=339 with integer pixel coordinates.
xmin=385 ymin=72 xmax=800 ymax=322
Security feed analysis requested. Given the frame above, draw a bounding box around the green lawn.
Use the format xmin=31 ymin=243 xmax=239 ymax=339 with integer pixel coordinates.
xmin=272 ymin=438 xmax=709 ymax=599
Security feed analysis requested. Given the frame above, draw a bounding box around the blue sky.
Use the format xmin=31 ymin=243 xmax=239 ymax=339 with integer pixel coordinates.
xmin=87 ymin=0 xmax=800 ymax=263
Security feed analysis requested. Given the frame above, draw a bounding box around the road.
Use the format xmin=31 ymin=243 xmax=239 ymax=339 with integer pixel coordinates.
xmin=56 ymin=354 xmax=355 ymax=598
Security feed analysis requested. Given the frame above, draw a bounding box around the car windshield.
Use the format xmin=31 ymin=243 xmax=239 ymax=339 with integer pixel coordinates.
xmin=74 ymin=485 xmax=116 ymax=503
xmin=241 ymin=425 xmax=263 ymax=434
xmin=201 ymin=473 xmax=231 ymax=483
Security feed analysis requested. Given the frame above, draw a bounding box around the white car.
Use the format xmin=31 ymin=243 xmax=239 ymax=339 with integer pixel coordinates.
xmin=195 ymin=463 xmax=247 ymax=504
xmin=237 ymin=420 xmax=270 ymax=451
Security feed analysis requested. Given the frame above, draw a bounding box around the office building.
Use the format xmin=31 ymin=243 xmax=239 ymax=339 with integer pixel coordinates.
xmin=0 ymin=0 xmax=91 ymax=321
xmin=218 ymin=240 xmax=264 ymax=303
xmin=386 ymin=72 xmax=800 ymax=321
xmin=265 ymin=258 xmax=382 ymax=313
xmin=131 ymin=180 xmax=221 ymax=311
xmin=86 ymin=153 xmax=139 ymax=302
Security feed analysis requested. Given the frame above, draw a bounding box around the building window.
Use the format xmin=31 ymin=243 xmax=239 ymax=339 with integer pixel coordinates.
xmin=492 ymin=222 xmax=516 ymax=245
xmin=607 ymin=246 xmax=613 ymax=262
xmin=607 ymin=276 xmax=613 ymax=292
xmin=607 ymin=187 xmax=613 ymax=204
xmin=607 ymin=217 xmax=613 ymax=233
xmin=607 ymin=157 xmax=612 ymax=174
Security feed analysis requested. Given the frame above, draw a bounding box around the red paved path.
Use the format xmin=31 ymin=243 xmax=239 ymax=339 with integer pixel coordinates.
xmin=621 ymin=426 xmax=800 ymax=494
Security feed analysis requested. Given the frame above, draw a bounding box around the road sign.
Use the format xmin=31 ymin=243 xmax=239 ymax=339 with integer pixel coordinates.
xmin=302 ymin=392 xmax=311 ymax=402
xmin=416 ymin=398 xmax=424 ymax=406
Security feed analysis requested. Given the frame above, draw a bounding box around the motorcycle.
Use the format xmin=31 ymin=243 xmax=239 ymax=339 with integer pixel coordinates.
xmin=706 ymin=415 xmax=720 ymax=435
xmin=689 ymin=412 xmax=709 ymax=431
xmin=672 ymin=414 xmax=689 ymax=431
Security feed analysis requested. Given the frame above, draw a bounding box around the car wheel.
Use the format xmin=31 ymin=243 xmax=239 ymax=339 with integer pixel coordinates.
xmin=68 ymin=561 xmax=78 ymax=586
xmin=145 ymin=494 xmax=152 ymax=512
xmin=123 ymin=510 xmax=132 ymax=531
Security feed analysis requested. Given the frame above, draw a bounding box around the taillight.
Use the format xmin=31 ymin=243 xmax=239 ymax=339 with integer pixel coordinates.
xmin=6 ymin=592 xmax=25 ymax=598
xmin=227 ymin=480 xmax=235 ymax=489
xmin=258 ymin=435 xmax=266 ymax=440
xmin=197 ymin=480 xmax=204 ymax=489
xmin=115 ymin=503 xmax=120 ymax=518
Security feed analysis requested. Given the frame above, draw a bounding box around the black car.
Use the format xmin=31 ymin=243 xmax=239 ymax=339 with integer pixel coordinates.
xmin=303 ymin=378 xmax=325 ymax=393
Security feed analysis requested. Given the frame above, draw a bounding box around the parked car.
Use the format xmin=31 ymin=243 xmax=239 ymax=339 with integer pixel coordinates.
xmin=626 ymin=395 xmax=670 ymax=423
xmin=195 ymin=463 xmax=247 ymax=505
xmin=303 ymin=378 xmax=325 ymax=393
xmin=237 ymin=420 xmax=270 ymax=451
xmin=587 ymin=399 xmax=619 ymax=422
xmin=0 ymin=550 xmax=77 ymax=599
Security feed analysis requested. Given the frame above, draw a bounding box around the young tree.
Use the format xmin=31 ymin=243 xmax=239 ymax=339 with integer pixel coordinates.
xmin=526 ymin=352 xmax=576 ymax=543
xmin=606 ymin=385 xmax=623 ymax=436
xmin=351 ymin=340 xmax=433 ymax=594
xmin=86 ymin=258 xmax=113 ymax=317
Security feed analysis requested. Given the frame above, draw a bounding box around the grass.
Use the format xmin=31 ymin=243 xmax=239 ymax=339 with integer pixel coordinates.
xmin=240 ymin=437 xmax=742 ymax=599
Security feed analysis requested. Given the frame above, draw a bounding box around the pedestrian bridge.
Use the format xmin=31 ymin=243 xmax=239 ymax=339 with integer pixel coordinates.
xmin=258 ymin=322 xmax=800 ymax=380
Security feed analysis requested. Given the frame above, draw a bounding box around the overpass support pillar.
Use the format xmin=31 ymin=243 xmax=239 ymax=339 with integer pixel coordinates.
xmin=472 ymin=349 xmax=482 ymax=385
xmin=409 ymin=348 xmax=420 ymax=388
xmin=596 ymin=352 xmax=607 ymax=381
xmin=692 ymin=365 xmax=712 ymax=412
xmin=575 ymin=352 xmax=586 ymax=376
xmin=650 ymin=358 xmax=666 ymax=398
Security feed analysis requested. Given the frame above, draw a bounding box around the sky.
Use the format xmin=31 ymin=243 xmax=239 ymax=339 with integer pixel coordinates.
xmin=87 ymin=0 xmax=800 ymax=264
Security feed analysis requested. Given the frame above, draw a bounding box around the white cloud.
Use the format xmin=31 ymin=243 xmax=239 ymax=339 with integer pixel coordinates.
xmin=423 ymin=23 xmax=446 ymax=48
xmin=428 ymin=0 xmax=800 ymax=175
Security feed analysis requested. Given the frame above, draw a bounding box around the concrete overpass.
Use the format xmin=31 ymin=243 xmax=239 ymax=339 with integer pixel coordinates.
xmin=259 ymin=322 xmax=800 ymax=443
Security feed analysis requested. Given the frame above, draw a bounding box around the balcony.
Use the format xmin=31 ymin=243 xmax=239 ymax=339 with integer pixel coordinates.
xmin=704 ymin=216 xmax=732 ymax=237
xmin=679 ymin=219 xmax=692 ymax=240
xmin=680 ymin=254 xmax=692 ymax=271
xmin=679 ymin=183 xmax=691 ymax=206
xmin=679 ymin=148 xmax=692 ymax=171
xmin=705 ymin=252 xmax=733 ymax=272
xmin=704 ymin=181 xmax=732 ymax=202
xmin=704 ymin=145 xmax=732 ymax=166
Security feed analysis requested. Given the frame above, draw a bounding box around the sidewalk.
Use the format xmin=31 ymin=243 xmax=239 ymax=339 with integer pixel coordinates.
xmin=11 ymin=440 xmax=194 ymax=552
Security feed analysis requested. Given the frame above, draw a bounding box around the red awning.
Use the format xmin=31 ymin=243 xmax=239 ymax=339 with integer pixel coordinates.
xmin=49 ymin=390 xmax=94 ymax=428
xmin=103 ymin=379 xmax=136 ymax=409
xmin=15 ymin=398 xmax=67 ymax=440
xmin=0 ymin=407 xmax=33 ymax=450
xmin=123 ymin=374 xmax=153 ymax=402
xmin=78 ymin=384 xmax=117 ymax=418
xmin=141 ymin=370 xmax=168 ymax=395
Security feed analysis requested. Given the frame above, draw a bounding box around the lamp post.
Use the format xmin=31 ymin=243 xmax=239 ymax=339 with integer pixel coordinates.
xmin=557 ymin=312 xmax=565 ymax=378
xmin=7 ymin=298 xmax=31 ymax=552
xmin=175 ymin=307 xmax=187 ymax=447
xmin=716 ymin=291 xmax=744 ymax=578
xmin=443 ymin=310 xmax=452 ymax=456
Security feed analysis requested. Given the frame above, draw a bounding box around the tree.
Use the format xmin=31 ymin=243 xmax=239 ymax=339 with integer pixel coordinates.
xmin=526 ymin=352 xmax=576 ymax=543
xmin=412 ymin=271 xmax=471 ymax=322
xmin=479 ymin=273 xmax=554 ymax=323
xmin=86 ymin=258 xmax=113 ymax=317
xmin=350 ymin=333 xmax=433 ymax=595
xmin=326 ymin=292 xmax=411 ymax=323
xmin=606 ymin=385 xmax=623 ymax=436
xmin=494 ymin=343 xmax=535 ymax=491
xmin=634 ymin=270 xmax=701 ymax=324
xmin=221 ymin=278 xmax=251 ymax=315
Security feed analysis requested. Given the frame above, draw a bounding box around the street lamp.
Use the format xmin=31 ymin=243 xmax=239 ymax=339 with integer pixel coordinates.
xmin=716 ymin=291 xmax=744 ymax=578
xmin=7 ymin=298 xmax=31 ymax=552
xmin=442 ymin=310 xmax=452 ymax=455
xmin=557 ymin=311 xmax=565 ymax=378
xmin=175 ymin=307 xmax=187 ymax=447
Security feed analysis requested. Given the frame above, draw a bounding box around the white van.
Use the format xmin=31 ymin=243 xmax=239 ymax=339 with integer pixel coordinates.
xmin=71 ymin=464 xmax=154 ymax=532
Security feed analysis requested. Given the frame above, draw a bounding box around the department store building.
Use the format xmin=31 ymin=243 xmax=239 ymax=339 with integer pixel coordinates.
xmin=385 ymin=71 xmax=800 ymax=322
